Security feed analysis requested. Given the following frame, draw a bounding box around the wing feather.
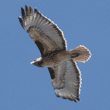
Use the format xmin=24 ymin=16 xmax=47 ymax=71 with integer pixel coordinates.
xmin=18 ymin=5 xmax=67 ymax=56
xmin=18 ymin=17 xmax=25 ymax=28
xmin=21 ymin=8 xmax=25 ymax=21
xmin=25 ymin=5 xmax=29 ymax=16
xmin=48 ymin=59 xmax=81 ymax=102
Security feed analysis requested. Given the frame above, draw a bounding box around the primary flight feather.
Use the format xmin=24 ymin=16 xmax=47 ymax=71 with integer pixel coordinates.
xmin=18 ymin=5 xmax=91 ymax=102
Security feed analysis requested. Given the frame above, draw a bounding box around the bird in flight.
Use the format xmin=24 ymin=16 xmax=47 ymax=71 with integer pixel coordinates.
xmin=18 ymin=5 xmax=91 ymax=102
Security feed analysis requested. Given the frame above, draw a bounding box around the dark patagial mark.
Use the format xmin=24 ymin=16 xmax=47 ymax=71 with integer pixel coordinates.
xmin=48 ymin=67 xmax=55 ymax=79
xmin=35 ymin=40 xmax=44 ymax=56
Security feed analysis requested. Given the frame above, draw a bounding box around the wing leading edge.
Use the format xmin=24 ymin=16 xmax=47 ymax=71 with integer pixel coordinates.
xmin=18 ymin=5 xmax=67 ymax=57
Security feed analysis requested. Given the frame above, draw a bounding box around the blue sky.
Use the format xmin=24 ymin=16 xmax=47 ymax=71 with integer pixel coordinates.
xmin=0 ymin=0 xmax=110 ymax=110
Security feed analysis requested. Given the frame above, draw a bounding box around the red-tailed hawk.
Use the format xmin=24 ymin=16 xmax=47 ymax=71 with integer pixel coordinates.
xmin=18 ymin=5 xmax=91 ymax=102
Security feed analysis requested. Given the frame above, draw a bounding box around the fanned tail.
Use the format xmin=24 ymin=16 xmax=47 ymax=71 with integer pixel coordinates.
xmin=69 ymin=45 xmax=91 ymax=63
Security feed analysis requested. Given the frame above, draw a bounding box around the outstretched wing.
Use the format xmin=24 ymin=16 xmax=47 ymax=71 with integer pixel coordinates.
xmin=18 ymin=5 xmax=67 ymax=57
xmin=48 ymin=59 xmax=81 ymax=102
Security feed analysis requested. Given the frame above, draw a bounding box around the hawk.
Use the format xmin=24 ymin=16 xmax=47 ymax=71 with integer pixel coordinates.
xmin=18 ymin=5 xmax=91 ymax=102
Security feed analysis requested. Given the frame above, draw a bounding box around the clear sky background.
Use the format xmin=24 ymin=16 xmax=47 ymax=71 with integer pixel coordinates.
xmin=0 ymin=0 xmax=110 ymax=110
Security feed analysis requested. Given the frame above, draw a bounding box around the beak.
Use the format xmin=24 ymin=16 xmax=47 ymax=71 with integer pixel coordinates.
xmin=30 ymin=61 xmax=35 ymax=64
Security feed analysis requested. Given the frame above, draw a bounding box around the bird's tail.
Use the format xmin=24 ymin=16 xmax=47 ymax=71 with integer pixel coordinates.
xmin=69 ymin=45 xmax=91 ymax=63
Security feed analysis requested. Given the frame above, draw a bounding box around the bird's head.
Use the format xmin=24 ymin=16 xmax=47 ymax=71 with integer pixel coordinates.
xmin=30 ymin=57 xmax=43 ymax=67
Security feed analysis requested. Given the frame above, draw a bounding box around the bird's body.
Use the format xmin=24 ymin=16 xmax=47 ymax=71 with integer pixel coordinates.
xmin=18 ymin=5 xmax=91 ymax=102
xmin=32 ymin=50 xmax=69 ymax=67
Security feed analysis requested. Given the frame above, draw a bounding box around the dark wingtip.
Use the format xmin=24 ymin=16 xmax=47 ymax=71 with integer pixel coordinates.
xmin=69 ymin=98 xmax=77 ymax=102
xmin=77 ymin=97 xmax=80 ymax=101
xmin=21 ymin=7 xmax=25 ymax=20
xmin=18 ymin=16 xmax=22 ymax=23
xmin=25 ymin=5 xmax=28 ymax=11
xmin=25 ymin=5 xmax=29 ymax=16
xmin=29 ymin=6 xmax=33 ymax=15
xmin=34 ymin=8 xmax=38 ymax=13
xmin=18 ymin=16 xmax=24 ymax=29
xmin=21 ymin=7 xmax=24 ymax=13
xmin=25 ymin=4 xmax=28 ymax=8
